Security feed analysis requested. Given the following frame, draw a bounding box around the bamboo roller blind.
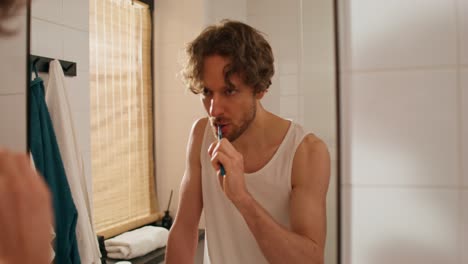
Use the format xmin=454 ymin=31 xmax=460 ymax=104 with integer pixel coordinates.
xmin=89 ymin=0 xmax=160 ymax=238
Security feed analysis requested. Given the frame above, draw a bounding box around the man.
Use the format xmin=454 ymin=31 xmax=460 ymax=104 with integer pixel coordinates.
xmin=0 ymin=0 xmax=54 ymax=263
xmin=165 ymin=20 xmax=330 ymax=264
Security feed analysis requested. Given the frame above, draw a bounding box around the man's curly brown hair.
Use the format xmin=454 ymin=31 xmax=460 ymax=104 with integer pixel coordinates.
xmin=182 ymin=19 xmax=274 ymax=95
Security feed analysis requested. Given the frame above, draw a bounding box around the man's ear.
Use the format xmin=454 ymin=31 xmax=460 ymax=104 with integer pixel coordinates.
xmin=255 ymin=90 xmax=266 ymax=100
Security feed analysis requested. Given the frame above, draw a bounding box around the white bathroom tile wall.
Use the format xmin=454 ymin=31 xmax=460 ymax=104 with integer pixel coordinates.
xmin=279 ymin=75 xmax=299 ymax=96
xmin=277 ymin=0 xmax=299 ymax=74
xmin=153 ymin=0 xmax=207 ymax=215
xmin=0 ymin=13 xmax=27 ymax=151
xmin=65 ymin=74 xmax=90 ymax=113
xmin=462 ymin=190 xmax=468 ymax=264
xmin=154 ymin=0 xmax=185 ymax=45
xmin=0 ymin=60 xmax=25 ymax=93
xmin=303 ymin=73 xmax=336 ymax=145
xmin=261 ymin=77 xmax=280 ymax=116
xmin=182 ymin=0 xmax=205 ymax=40
xmin=278 ymin=14 xmax=299 ymax=75
xmin=0 ymin=95 xmax=26 ymax=151
xmin=340 ymin=185 xmax=352 ymax=264
xmin=459 ymin=0 xmax=468 ymax=65
xmin=0 ymin=14 xmax=26 ymax=91
xmin=63 ymin=28 xmax=89 ymax=72
xmin=279 ymin=62 xmax=299 ymax=77
xmin=31 ymin=18 xmax=63 ymax=60
xmin=301 ymin=0 xmax=335 ymax=74
xmin=155 ymin=93 xmax=204 ymax=214
xmin=246 ymin=15 xmax=281 ymax=54
xmin=63 ymin=0 xmax=89 ymax=31
xmin=279 ymin=0 xmax=299 ymax=18
xmin=72 ymin=110 xmax=91 ymax=154
xmin=325 ymin=158 xmax=338 ymax=264
xmin=462 ymin=69 xmax=468 ymax=186
xmin=340 ymin=0 xmax=466 ymax=263
xmin=31 ymin=0 xmax=62 ymax=23
xmin=349 ymin=0 xmax=457 ymax=70
xmin=328 ymin=144 xmax=337 ymax=163
xmin=280 ymin=96 xmax=299 ymax=118
xmin=156 ymin=68 xmax=185 ymax=97
xmin=154 ymin=43 xmax=186 ymax=96
xmin=339 ymin=71 xmax=352 ymax=185
xmin=246 ymin=0 xmax=281 ymax=17
xmin=349 ymin=70 xmax=459 ymax=186
xmin=337 ymin=0 xmax=351 ymax=72
xmin=298 ymin=95 xmax=304 ymax=118
xmin=350 ymin=187 xmax=459 ymax=264
xmin=207 ymin=0 xmax=247 ymax=23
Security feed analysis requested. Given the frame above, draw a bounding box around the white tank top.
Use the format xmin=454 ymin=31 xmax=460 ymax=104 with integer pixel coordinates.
xmin=200 ymin=121 xmax=308 ymax=264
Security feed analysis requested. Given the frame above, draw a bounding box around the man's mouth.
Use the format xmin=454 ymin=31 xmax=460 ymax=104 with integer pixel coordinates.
xmin=219 ymin=124 xmax=229 ymax=135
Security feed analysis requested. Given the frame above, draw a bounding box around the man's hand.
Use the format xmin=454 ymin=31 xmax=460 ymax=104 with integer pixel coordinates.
xmin=208 ymin=138 xmax=250 ymax=205
xmin=0 ymin=149 xmax=53 ymax=264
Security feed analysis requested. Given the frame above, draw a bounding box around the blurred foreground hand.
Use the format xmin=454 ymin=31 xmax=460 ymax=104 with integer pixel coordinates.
xmin=0 ymin=149 xmax=53 ymax=264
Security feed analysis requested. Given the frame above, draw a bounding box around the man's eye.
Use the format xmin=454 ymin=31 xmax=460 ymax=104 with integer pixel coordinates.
xmin=202 ymin=88 xmax=212 ymax=96
xmin=225 ymin=89 xmax=237 ymax=96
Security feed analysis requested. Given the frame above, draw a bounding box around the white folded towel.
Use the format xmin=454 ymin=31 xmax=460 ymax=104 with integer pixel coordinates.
xmin=105 ymin=226 xmax=169 ymax=260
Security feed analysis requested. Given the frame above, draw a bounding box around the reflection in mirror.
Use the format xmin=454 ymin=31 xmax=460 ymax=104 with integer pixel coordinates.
xmin=0 ymin=2 xmax=27 ymax=151
xmin=156 ymin=1 xmax=338 ymax=264
xmin=26 ymin=0 xmax=338 ymax=263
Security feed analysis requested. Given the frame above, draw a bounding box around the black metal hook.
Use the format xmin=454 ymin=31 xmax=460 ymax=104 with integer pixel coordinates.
xmin=32 ymin=57 xmax=40 ymax=66
xmin=29 ymin=55 xmax=77 ymax=77
xmin=64 ymin=64 xmax=74 ymax=72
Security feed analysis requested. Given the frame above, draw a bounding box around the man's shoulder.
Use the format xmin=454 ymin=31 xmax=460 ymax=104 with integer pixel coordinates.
xmin=291 ymin=132 xmax=330 ymax=187
xmin=297 ymin=133 xmax=328 ymax=158
xmin=187 ymin=117 xmax=209 ymax=158
xmin=190 ymin=117 xmax=215 ymax=157
xmin=190 ymin=117 xmax=210 ymax=140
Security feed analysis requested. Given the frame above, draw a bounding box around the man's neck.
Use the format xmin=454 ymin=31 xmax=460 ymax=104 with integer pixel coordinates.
xmin=232 ymin=107 xmax=285 ymax=155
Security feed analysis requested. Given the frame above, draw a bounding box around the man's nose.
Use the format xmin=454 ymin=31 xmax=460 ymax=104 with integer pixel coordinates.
xmin=209 ymin=94 xmax=224 ymax=117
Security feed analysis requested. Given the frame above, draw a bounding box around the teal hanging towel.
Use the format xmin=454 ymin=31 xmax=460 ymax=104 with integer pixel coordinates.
xmin=28 ymin=65 xmax=81 ymax=264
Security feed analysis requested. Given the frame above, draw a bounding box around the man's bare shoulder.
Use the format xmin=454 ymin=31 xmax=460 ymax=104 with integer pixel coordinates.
xmin=292 ymin=133 xmax=330 ymax=188
xmin=299 ymin=134 xmax=328 ymax=155
xmin=187 ymin=117 xmax=209 ymax=160
xmin=190 ymin=117 xmax=209 ymax=143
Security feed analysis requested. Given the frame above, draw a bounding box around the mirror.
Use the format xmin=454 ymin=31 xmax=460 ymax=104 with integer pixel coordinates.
xmin=26 ymin=0 xmax=339 ymax=263
xmin=0 ymin=3 xmax=28 ymax=151
xmin=155 ymin=0 xmax=339 ymax=263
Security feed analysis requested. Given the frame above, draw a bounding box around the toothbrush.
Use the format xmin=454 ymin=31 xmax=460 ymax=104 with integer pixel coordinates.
xmin=218 ymin=126 xmax=226 ymax=177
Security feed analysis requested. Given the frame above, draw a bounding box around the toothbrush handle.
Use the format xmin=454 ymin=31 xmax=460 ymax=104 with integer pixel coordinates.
xmin=218 ymin=126 xmax=226 ymax=177
xmin=220 ymin=165 xmax=225 ymax=177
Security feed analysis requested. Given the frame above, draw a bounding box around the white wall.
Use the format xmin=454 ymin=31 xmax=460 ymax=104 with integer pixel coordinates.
xmin=0 ymin=10 xmax=27 ymax=151
xmin=30 ymin=0 xmax=91 ymax=189
xmin=153 ymin=0 xmax=206 ymax=219
xmin=204 ymin=0 xmax=247 ymax=25
xmin=339 ymin=0 xmax=466 ymax=263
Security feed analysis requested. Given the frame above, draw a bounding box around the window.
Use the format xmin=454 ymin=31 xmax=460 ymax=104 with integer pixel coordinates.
xmin=90 ymin=0 xmax=159 ymax=238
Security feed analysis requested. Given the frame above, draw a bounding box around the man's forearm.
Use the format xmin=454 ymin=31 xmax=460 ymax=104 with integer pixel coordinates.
xmin=235 ymin=194 xmax=323 ymax=264
xmin=165 ymin=226 xmax=199 ymax=264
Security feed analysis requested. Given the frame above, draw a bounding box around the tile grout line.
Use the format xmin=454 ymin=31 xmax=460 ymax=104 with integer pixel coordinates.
xmin=345 ymin=184 xmax=464 ymax=190
xmin=455 ymin=0 xmax=464 ymax=263
xmin=349 ymin=65 xmax=461 ymax=74
xmin=31 ymin=16 xmax=89 ymax=33
xmin=0 ymin=92 xmax=25 ymax=96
